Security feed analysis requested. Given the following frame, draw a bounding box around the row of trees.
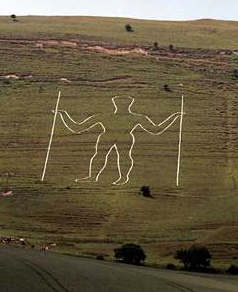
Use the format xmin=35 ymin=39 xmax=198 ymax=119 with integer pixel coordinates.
xmin=113 ymin=243 xmax=238 ymax=274
xmin=113 ymin=243 xmax=212 ymax=270
xmin=111 ymin=243 xmax=236 ymax=274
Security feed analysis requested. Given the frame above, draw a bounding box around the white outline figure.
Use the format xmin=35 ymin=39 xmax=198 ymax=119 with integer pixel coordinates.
xmin=55 ymin=96 xmax=183 ymax=185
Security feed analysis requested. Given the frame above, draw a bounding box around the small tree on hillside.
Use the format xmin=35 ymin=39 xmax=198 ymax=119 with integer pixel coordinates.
xmin=175 ymin=245 xmax=211 ymax=270
xmin=227 ymin=264 xmax=238 ymax=275
xmin=153 ymin=42 xmax=159 ymax=50
xmin=163 ymin=84 xmax=172 ymax=92
xmin=10 ymin=14 xmax=17 ymax=21
xmin=114 ymin=243 xmax=146 ymax=265
xmin=169 ymin=44 xmax=174 ymax=52
xmin=140 ymin=186 xmax=152 ymax=198
xmin=125 ymin=24 xmax=133 ymax=32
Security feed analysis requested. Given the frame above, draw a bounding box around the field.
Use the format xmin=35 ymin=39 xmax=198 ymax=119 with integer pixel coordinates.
xmin=1 ymin=16 xmax=238 ymax=267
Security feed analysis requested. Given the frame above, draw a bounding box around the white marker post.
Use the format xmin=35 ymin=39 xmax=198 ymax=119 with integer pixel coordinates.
xmin=41 ymin=91 xmax=61 ymax=181
xmin=176 ymin=95 xmax=184 ymax=187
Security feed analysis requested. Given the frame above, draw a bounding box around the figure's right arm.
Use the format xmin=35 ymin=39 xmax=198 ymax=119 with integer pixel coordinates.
xmin=54 ymin=110 xmax=101 ymax=133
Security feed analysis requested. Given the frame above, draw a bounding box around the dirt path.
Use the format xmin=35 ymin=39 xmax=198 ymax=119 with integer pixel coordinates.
xmin=85 ymin=45 xmax=148 ymax=56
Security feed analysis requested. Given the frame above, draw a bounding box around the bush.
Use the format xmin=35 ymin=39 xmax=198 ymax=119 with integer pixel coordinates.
xmin=114 ymin=243 xmax=146 ymax=265
xmin=153 ymin=42 xmax=159 ymax=50
xmin=165 ymin=263 xmax=176 ymax=270
xmin=10 ymin=14 xmax=18 ymax=22
xmin=163 ymin=84 xmax=172 ymax=92
xmin=96 ymin=254 xmax=105 ymax=261
xmin=227 ymin=264 xmax=238 ymax=275
xmin=169 ymin=44 xmax=174 ymax=51
xmin=125 ymin=24 xmax=133 ymax=32
xmin=175 ymin=245 xmax=211 ymax=271
xmin=140 ymin=186 xmax=152 ymax=197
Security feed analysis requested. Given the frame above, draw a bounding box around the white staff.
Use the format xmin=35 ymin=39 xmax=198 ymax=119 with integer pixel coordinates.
xmin=176 ymin=95 xmax=184 ymax=187
xmin=41 ymin=91 xmax=61 ymax=181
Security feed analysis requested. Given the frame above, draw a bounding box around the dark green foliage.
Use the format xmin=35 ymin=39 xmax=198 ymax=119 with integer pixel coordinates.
xmin=153 ymin=42 xmax=159 ymax=50
xmin=175 ymin=245 xmax=211 ymax=270
xmin=125 ymin=24 xmax=133 ymax=32
xmin=10 ymin=14 xmax=18 ymax=22
xmin=169 ymin=44 xmax=174 ymax=51
xmin=140 ymin=186 xmax=152 ymax=197
xmin=114 ymin=243 xmax=146 ymax=265
xmin=163 ymin=84 xmax=172 ymax=92
xmin=96 ymin=254 xmax=105 ymax=261
xmin=165 ymin=263 xmax=176 ymax=270
xmin=227 ymin=264 xmax=238 ymax=275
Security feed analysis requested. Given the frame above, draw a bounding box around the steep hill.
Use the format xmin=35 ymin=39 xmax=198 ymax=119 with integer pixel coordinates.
xmin=1 ymin=16 xmax=238 ymax=266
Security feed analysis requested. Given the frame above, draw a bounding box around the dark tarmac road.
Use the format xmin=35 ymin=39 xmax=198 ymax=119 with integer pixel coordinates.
xmin=1 ymin=245 xmax=238 ymax=292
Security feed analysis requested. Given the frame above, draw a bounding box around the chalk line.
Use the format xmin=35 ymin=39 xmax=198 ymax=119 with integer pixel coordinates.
xmin=176 ymin=95 xmax=184 ymax=187
xmin=57 ymin=96 xmax=181 ymax=185
xmin=41 ymin=91 xmax=61 ymax=181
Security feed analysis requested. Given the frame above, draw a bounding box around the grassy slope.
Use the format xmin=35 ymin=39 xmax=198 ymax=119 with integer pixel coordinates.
xmin=1 ymin=16 xmax=238 ymax=48
xmin=1 ymin=16 xmax=238 ymax=266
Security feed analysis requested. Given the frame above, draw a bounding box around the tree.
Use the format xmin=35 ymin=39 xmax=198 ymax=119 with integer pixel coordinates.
xmin=163 ymin=84 xmax=172 ymax=92
xmin=114 ymin=243 xmax=146 ymax=265
xmin=227 ymin=264 xmax=238 ymax=275
xmin=164 ymin=84 xmax=172 ymax=92
xmin=169 ymin=44 xmax=174 ymax=52
xmin=153 ymin=42 xmax=159 ymax=50
xmin=140 ymin=186 xmax=152 ymax=198
xmin=125 ymin=24 xmax=133 ymax=32
xmin=175 ymin=245 xmax=211 ymax=270
xmin=175 ymin=248 xmax=190 ymax=269
xmin=10 ymin=14 xmax=17 ymax=21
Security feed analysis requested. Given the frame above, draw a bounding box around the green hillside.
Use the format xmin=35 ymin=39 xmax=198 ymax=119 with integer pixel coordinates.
xmin=1 ymin=16 xmax=238 ymax=266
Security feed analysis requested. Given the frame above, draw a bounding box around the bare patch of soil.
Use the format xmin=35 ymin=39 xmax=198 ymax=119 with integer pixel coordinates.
xmin=85 ymin=45 xmax=148 ymax=56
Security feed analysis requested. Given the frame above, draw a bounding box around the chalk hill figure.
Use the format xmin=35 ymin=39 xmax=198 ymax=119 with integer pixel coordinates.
xmin=54 ymin=96 xmax=183 ymax=185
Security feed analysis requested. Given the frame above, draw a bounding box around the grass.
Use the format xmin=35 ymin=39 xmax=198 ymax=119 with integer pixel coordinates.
xmin=1 ymin=16 xmax=238 ymax=49
xmin=1 ymin=16 xmax=238 ymax=266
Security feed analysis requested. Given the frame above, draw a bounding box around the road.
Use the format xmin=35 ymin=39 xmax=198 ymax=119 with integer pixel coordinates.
xmin=0 ymin=245 xmax=238 ymax=292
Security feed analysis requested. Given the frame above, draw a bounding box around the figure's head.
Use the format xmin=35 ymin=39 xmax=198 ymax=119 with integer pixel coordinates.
xmin=112 ymin=96 xmax=135 ymax=113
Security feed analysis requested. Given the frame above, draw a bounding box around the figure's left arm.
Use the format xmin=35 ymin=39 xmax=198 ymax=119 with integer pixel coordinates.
xmin=137 ymin=112 xmax=184 ymax=135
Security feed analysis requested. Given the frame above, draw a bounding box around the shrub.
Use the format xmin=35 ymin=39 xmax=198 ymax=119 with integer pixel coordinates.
xmin=169 ymin=44 xmax=174 ymax=51
xmin=163 ymin=84 xmax=172 ymax=92
xmin=114 ymin=243 xmax=146 ymax=265
xmin=140 ymin=186 xmax=152 ymax=197
xmin=227 ymin=264 xmax=238 ymax=275
xmin=153 ymin=42 xmax=159 ymax=50
xmin=96 ymin=254 xmax=105 ymax=261
xmin=165 ymin=263 xmax=176 ymax=270
xmin=175 ymin=245 xmax=211 ymax=271
xmin=125 ymin=24 xmax=133 ymax=32
xmin=10 ymin=14 xmax=18 ymax=22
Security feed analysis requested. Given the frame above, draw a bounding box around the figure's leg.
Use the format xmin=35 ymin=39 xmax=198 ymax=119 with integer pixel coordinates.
xmin=113 ymin=137 xmax=134 ymax=185
xmin=75 ymin=141 xmax=113 ymax=183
